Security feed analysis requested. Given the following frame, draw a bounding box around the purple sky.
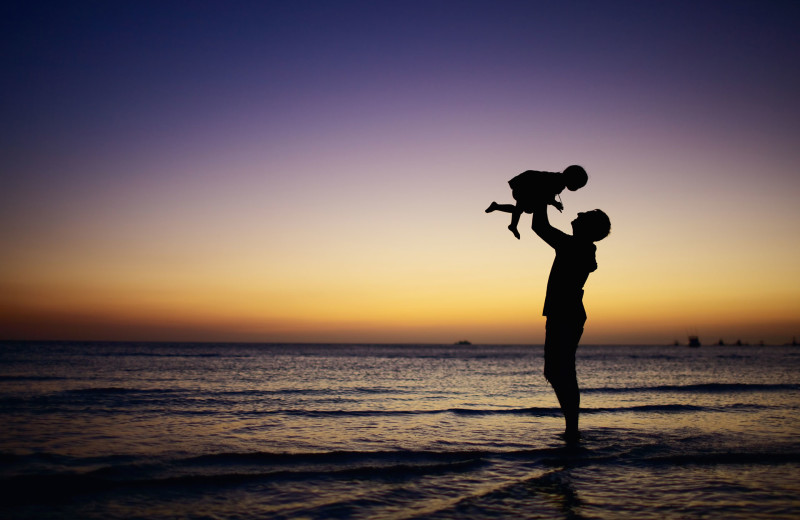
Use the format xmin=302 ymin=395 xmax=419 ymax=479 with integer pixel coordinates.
xmin=2 ymin=1 xmax=799 ymax=343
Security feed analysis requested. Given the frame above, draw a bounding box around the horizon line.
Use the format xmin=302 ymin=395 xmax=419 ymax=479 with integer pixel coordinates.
xmin=1 ymin=339 xmax=796 ymax=347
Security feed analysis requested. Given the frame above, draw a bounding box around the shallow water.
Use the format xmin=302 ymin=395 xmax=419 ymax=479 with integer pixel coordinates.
xmin=1 ymin=342 xmax=798 ymax=519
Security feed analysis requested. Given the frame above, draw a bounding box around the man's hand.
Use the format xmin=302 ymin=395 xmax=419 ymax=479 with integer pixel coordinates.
xmin=532 ymin=202 xmax=568 ymax=249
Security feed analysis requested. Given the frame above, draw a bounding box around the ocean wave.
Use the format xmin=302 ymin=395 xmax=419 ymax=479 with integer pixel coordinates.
xmin=40 ymin=386 xmax=418 ymax=398
xmin=0 ymin=451 xmax=487 ymax=506
xmin=0 ymin=375 xmax=70 ymax=381
xmin=14 ymin=382 xmax=795 ymax=402
xmin=65 ymin=387 xmax=184 ymax=395
xmin=247 ymin=407 xmax=562 ymax=418
xmin=0 ymin=399 xmax=767 ymax=417
xmin=5 ymin=445 xmax=800 ymax=508
xmin=84 ymin=352 xmax=238 ymax=358
xmin=180 ymin=449 xmax=491 ymax=467
xmin=236 ymin=403 xmax=759 ymax=417
xmin=582 ymin=383 xmax=800 ymax=394
xmin=640 ymin=451 xmax=800 ymax=466
xmin=226 ymin=386 xmax=415 ymax=396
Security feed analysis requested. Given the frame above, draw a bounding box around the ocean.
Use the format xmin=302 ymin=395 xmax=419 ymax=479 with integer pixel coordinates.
xmin=1 ymin=341 xmax=798 ymax=519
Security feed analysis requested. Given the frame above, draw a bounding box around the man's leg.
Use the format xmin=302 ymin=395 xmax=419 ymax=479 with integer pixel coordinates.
xmin=550 ymin=371 xmax=580 ymax=437
xmin=544 ymin=319 xmax=583 ymax=441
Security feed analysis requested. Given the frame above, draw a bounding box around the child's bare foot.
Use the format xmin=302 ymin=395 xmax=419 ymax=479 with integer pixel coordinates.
xmin=508 ymin=225 xmax=521 ymax=239
xmin=485 ymin=202 xmax=499 ymax=213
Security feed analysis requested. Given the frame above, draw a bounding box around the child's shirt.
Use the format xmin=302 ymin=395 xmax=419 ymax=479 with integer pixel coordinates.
xmin=508 ymin=170 xmax=565 ymax=209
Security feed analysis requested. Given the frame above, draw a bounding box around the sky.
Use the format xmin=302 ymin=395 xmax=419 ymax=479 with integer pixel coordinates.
xmin=1 ymin=0 xmax=799 ymax=345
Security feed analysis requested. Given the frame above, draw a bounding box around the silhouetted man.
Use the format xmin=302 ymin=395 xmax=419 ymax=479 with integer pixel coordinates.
xmin=531 ymin=201 xmax=610 ymax=442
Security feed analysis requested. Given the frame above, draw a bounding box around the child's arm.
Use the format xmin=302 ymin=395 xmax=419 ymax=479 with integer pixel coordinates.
xmin=548 ymin=197 xmax=563 ymax=212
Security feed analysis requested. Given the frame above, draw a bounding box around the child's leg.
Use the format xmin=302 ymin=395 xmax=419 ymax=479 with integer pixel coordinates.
xmin=508 ymin=209 xmax=522 ymax=239
xmin=485 ymin=202 xmax=517 ymax=213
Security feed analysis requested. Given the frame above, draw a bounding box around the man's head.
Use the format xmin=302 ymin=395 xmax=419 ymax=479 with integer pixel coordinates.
xmin=563 ymin=165 xmax=588 ymax=191
xmin=572 ymin=209 xmax=610 ymax=242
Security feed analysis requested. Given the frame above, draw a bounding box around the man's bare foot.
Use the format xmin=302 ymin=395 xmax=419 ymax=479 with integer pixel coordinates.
xmin=508 ymin=225 xmax=521 ymax=239
xmin=485 ymin=202 xmax=499 ymax=213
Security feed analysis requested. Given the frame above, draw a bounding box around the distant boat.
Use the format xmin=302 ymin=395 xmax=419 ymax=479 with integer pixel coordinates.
xmin=454 ymin=340 xmax=471 ymax=345
xmin=688 ymin=335 xmax=701 ymax=348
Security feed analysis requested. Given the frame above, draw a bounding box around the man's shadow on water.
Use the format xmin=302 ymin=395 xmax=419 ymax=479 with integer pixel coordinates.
xmin=524 ymin=467 xmax=585 ymax=520
xmin=441 ymin=444 xmax=592 ymax=519
xmin=447 ymin=464 xmax=586 ymax=520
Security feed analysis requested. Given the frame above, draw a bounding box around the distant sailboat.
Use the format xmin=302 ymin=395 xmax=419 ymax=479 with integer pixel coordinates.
xmin=688 ymin=335 xmax=701 ymax=348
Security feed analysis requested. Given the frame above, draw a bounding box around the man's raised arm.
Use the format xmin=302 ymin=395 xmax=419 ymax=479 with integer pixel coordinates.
xmin=531 ymin=202 xmax=569 ymax=249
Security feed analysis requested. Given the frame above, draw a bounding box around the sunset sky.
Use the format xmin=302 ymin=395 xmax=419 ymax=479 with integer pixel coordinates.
xmin=2 ymin=1 xmax=799 ymax=345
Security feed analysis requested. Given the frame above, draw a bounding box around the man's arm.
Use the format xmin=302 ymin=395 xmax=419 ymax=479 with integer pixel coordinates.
xmin=531 ymin=202 xmax=570 ymax=249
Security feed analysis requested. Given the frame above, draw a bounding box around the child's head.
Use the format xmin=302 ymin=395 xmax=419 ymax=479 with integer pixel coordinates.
xmin=563 ymin=165 xmax=588 ymax=191
xmin=572 ymin=209 xmax=610 ymax=242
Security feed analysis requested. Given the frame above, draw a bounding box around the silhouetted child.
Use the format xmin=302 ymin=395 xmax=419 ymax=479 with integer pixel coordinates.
xmin=485 ymin=165 xmax=588 ymax=239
